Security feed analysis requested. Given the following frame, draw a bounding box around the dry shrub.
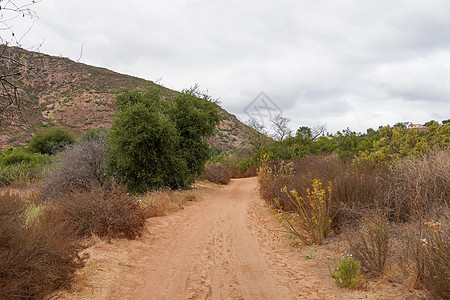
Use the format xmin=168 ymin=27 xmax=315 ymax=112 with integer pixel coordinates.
xmin=386 ymin=150 xmax=450 ymax=221
xmin=42 ymin=138 xmax=107 ymax=200
xmin=140 ymin=189 xmax=200 ymax=217
xmin=259 ymin=150 xmax=447 ymax=221
xmin=400 ymin=210 xmax=450 ymax=299
xmin=291 ymin=154 xmax=387 ymax=210
xmin=347 ymin=211 xmax=390 ymax=276
xmin=55 ymin=185 xmax=146 ymax=239
xmin=0 ymin=193 xmax=87 ymax=299
xmin=241 ymin=165 xmax=258 ymax=177
xmin=200 ymin=164 xmax=231 ymax=185
xmin=387 ymin=207 xmax=449 ymax=299
xmin=257 ymin=159 xmax=294 ymax=208
xmin=258 ymin=154 xmax=387 ymax=227
xmin=230 ymin=164 xmax=258 ymax=178
xmin=420 ymin=217 xmax=450 ymax=300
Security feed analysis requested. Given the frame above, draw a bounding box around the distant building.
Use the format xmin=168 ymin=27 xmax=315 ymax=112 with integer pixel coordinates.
xmin=407 ymin=124 xmax=428 ymax=132
xmin=312 ymin=136 xmax=334 ymax=142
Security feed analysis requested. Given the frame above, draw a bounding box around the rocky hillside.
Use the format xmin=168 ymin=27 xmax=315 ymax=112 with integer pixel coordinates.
xmin=0 ymin=46 xmax=251 ymax=153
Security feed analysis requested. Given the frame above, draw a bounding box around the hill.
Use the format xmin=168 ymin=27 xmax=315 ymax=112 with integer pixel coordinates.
xmin=0 ymin=46 xmax=251 ymax=153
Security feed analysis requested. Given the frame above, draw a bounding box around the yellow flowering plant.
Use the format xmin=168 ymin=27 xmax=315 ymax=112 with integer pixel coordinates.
xmin=273 ymin=179 xmax=339 ymax=245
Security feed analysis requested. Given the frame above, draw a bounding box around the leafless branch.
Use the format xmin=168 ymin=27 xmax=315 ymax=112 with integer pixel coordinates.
xmin=271 ymin=114 xmax=292 ymax=141
xmin=311 ymin=124 xmax=328 ymax=140
xmin=0 ymin=1 xmax=41 ymax=129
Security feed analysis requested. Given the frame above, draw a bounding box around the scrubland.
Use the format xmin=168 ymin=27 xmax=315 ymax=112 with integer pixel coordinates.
xmin=257 ymin=150 xmax=449 ymax=299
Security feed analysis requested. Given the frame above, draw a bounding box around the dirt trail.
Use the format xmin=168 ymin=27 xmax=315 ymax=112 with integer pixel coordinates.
xmin=67 ymin=178 xmax=414 ymax=300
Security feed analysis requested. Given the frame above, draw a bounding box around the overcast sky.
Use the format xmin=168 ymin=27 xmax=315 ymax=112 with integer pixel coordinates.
xmin=6 ymin=0 xmax=450 ymax=133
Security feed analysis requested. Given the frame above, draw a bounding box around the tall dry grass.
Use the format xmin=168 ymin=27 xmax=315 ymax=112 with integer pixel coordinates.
xmin=385 ymin=150 xmax=450 ymax=221
xmin=257 ymin=159 xmax=294 ymax=208
xmin=140 ymin=188 xmax=201 ymax=218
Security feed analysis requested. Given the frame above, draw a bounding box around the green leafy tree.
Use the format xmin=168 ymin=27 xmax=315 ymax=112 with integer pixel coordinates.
xmin=424 ymin=120 xmax=438 ymax=127
xmin=170 ymin=87 xmax=221 ymax=179
xmin=311 ymin=137 xmax=338 ymax=154
xmin=393 ymin=122 xmax=408 ymax=129
xmin=366 ymin=128 xmax=377 ymax=138
xmin=107 ymin=86 xmax=220 ymax=193
xmin=296 ymin=126 xmax=312 ymax=139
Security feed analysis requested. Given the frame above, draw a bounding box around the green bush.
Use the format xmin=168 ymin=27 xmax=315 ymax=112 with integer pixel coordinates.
xmin=331 ymin=254 xmax=362 ymax=288
xmin=0 ymin=163 xmax=42 ymax=186
xmin=0 ymin=147 xmax=48 ymax=165
xmin=0 ymin=148 xmax=51 ymax=186
xmin=28 ymin=128 xmax=76 ymax=155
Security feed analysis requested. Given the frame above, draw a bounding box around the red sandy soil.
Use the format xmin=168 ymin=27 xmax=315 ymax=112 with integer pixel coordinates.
xmin=61 ymin=178 xmax=422 ymax=300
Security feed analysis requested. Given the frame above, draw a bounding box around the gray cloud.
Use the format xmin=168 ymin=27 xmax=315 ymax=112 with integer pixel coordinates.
xmin=11 ymin=0 xmax=450 ymax=133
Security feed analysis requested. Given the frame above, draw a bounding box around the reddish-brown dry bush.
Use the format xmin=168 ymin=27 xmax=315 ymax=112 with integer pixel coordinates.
xmin=200 ymin=164 xmax=231 ymax=185
xmin=0 ymin=193 xmax=87 ymax=300
xmin=241 ymin=165 xmax=258 ymax=177
xmin=55 ymin=185 xmax=146 ymax=239
xmin=230 ymin=165 xmax=258 ymax=178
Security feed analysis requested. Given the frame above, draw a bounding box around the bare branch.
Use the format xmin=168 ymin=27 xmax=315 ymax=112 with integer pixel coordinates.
xmin=242 ymin=117 xmax=272 ymax=156
xmin=0 ymin=1 xmax=41 ymax=129
xmin=311 ymin=124 xmax=327 ymax=140
xmin=271 ymin=114 xmax=291 ymax=141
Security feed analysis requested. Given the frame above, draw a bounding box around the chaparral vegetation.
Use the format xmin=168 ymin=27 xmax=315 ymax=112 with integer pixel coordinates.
xmin=0 ymin=85 xmax=220 ymax=299
xmin=1 ymin=41 xmax=448 ymax=298
xmin=255 ymin=120 xmax=449 ymax=298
